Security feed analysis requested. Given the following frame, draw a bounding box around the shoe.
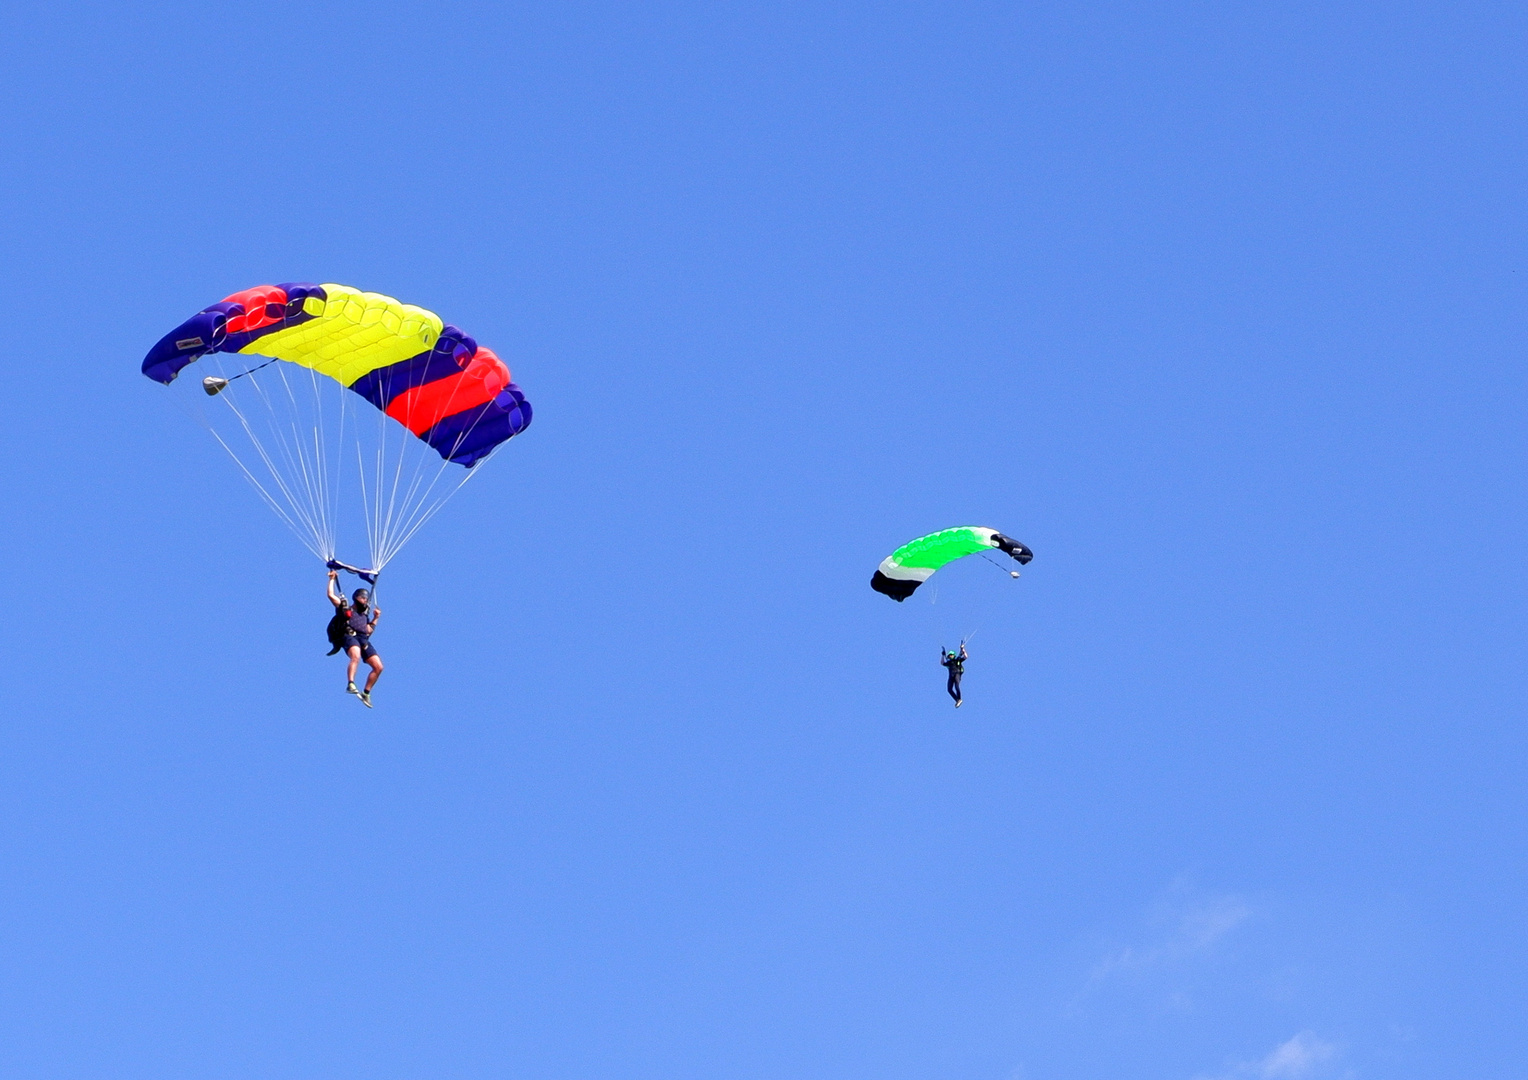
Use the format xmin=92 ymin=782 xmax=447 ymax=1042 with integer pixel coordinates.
xmin=955 ymin=700 xmax=963 ymax=708
xmin=346 ymin=681 xmax=358 ymax=694
xmin=360 ymin=690 xmax=373 ymax=708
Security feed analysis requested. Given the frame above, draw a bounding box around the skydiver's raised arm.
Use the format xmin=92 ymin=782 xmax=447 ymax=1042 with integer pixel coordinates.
xmin=327 ymin=570 xmax=345 ymax=608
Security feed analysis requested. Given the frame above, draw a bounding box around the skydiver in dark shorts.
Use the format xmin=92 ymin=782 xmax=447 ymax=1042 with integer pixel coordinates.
xmin=941 ymin=643 xmax=968 ymax=707
xmin=328 ymin=569 xmax=383 ymax=707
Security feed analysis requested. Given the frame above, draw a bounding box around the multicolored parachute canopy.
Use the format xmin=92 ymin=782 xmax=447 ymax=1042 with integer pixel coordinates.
xmin=142 ymin=283 xmax=532 ymax=575
xmin=871 ymin=527 xmax=1033 ymax=601
xmin=143 ymin=283 xmax=530 ymax=467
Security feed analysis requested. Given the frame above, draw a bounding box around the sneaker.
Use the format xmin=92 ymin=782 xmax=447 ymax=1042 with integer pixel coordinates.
xmin=360 ymin=690 xmax=373 ymax=708
xmin=955 ymin=700 xmax=963 ymax=708
xmin=346 ymin=681 xmax=358 ymax=694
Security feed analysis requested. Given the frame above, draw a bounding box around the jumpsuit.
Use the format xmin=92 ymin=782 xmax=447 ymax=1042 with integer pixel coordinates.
xmin=941 ymin=650 xmax=966 ymax=705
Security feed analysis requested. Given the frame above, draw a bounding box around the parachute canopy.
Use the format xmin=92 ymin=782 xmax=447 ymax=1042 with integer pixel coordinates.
xmin=871 ymin=527 xmax=1032 ymax=601
xmin=143 ymin=283 xmax=530 ymax=467
xmin=142 ymin=283 xmax=532 ymax=575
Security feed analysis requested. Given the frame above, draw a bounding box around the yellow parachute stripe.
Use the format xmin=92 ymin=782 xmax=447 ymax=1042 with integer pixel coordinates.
xmin=236 ymin=284 xmax=443 ymax=386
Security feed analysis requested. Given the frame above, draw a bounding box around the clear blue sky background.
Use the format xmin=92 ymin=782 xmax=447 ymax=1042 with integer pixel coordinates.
xmin=0 ymin=2 xmax=1523 ymax=1077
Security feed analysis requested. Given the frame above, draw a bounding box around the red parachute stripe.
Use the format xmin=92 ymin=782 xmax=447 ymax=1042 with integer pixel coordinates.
xmin=385 ymin=347 xmax=511 ymax=436
xmin=221 ymin=285 xmax=289 ymax=336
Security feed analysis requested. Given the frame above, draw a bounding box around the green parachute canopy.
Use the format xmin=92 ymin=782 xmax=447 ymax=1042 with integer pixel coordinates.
xmin=871 ymin=527 xmax=1033 ymax=602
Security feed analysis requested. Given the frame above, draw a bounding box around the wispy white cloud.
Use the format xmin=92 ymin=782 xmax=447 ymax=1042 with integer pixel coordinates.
xmin=1065 ymin=882 xmax=1254 ymax=1020
xmin=1084 ymin=887 xmax=1252 ymax=988
xmin=1196 ymin=1032 xmax=1340 ymax=1080
xmin=1181 ymin=895 xmax=1254 ymax=951
xmin=1259 ymin=1032 xmax=1336 ymax=1077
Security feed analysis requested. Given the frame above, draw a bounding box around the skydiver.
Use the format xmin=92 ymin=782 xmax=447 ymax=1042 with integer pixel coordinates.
xmin=328 ymin=569 xmax=383 ymax=707
xmin=941 ymin=643 xmax=968 ymax=707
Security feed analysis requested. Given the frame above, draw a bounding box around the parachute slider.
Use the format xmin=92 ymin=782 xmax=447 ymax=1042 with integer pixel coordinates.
xmin=203 ymin=358 xmax=280 ymax=397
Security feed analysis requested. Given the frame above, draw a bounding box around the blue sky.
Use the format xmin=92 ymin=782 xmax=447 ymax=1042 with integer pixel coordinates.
xmin=1 ymin=1 xmax=1524 ymax=1076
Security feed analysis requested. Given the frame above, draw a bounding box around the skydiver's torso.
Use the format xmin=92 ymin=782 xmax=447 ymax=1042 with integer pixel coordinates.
xmin=347 ymin=608 xmax=373 ymax=639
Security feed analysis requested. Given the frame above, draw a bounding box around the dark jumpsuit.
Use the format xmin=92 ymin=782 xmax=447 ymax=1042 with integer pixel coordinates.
xmin=941 ymin=649 xmax=966 ymax=704
xmin=344 ymin=606 xmax=378 ymax=660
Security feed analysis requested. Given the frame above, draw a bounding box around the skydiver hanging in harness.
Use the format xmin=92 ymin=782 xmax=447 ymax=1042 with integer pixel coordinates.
xmin=941 ymin=642 xmax=968 ymax=707
xmin=328 ymin=569 xmax=383 ymax=707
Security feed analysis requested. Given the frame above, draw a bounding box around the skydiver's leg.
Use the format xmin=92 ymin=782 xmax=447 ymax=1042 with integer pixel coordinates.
xmin=346 ymin=645 xmax=362 ymax=688
xmin=364 ymin=654 xmax=383 ymax=693
xmin=947 ymin=672 xmax=962 ymax=704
